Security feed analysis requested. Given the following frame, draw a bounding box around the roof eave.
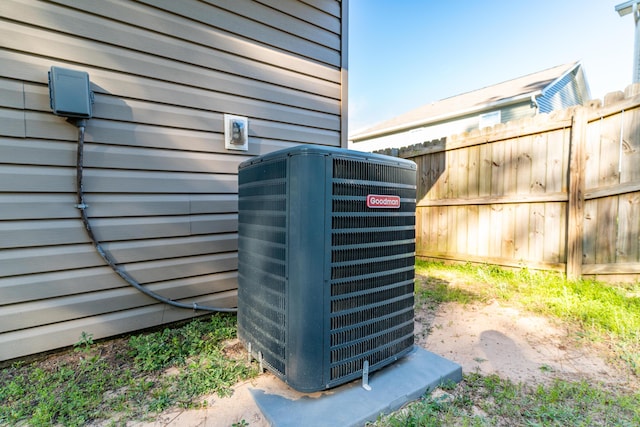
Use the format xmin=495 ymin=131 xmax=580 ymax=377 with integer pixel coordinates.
xmin=350 ymin=90 xmax=541 ymax=142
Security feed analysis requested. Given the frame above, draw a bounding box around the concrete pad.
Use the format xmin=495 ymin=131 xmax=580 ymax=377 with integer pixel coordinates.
xmin=250 ymin=346 xmax=462 ymax=427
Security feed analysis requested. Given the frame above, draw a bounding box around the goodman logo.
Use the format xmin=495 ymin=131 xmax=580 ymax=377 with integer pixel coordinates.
xmin=366 ymin=194 xmax=401 ymax=209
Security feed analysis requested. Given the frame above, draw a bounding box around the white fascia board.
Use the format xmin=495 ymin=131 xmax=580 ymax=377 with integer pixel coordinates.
xmin=350 ymin=91 xmax=541 ymax=142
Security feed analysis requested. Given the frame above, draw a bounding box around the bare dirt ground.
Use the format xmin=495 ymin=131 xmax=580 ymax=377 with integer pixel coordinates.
xmin=416 ymin=300 xmax=633 ymax=387
xmin=136 ymin=298 xmax=636 ymax=427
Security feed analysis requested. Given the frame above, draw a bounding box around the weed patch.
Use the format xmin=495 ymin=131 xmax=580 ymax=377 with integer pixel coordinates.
xmin=0 ymin=313 xmax=258 ymax=426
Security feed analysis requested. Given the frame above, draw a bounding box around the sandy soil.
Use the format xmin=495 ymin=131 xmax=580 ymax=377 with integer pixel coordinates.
xmin=134 ymin=299 xmax=634 ymax=427
xmin=416 ymin=300 xmax=631 ymax=386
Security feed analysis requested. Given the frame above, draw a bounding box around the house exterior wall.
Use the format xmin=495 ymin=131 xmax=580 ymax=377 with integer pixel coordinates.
xmin=0 ymin=0 xmax=346 ymax=361
xmin=349 ymin=101 xmax=534 ymax=153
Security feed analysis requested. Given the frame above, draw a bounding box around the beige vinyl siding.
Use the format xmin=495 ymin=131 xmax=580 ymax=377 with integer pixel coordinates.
xmin=0 ymin=0 xmax=344 ymax=361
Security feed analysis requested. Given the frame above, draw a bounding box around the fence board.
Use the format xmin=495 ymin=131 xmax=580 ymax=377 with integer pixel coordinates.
xmin=593 ymin=112 xmax=622 ymax=262
xmin=616 ymin=193 xmax=640 ymax=262
xmin=476 ymin=205 xmax=490 ymax=256
xmin=478 ymin=143 xmax=492 ymax=197
xmin=620 ymin=107 xmax=640 ymax=184
xmin=491 ymin=140 xmax=505 ymax=197
xmin=489 ymin=205 xmax=503 ymax=258
xmin=436 ymin=206 xmax=448 ymax=253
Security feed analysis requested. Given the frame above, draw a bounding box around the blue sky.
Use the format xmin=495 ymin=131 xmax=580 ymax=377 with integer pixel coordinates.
xmin=348 ymin=0 xmax=634 ymax=135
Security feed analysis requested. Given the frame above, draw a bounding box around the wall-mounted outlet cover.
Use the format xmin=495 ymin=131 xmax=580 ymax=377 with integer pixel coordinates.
xmin=224 ymin=114 xmax=249 ymax=151
xmin=48 ymin=66 xmax=93 ymax=118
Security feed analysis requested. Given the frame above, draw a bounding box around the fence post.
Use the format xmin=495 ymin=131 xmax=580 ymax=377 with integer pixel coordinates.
xmin=566 ymin=107 xmax=587 ymax=279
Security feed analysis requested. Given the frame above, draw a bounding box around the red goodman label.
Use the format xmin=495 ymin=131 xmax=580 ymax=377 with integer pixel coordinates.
xmin=366 ymin=194 xmax=401 ymax=209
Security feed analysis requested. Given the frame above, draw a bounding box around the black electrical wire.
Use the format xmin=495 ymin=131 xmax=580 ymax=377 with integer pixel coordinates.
xmin=73 ymin=119 xmax=237 ymax=313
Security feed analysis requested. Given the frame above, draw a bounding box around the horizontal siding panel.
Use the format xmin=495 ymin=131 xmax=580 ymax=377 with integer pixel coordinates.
xmin=0 ymin=290 xmax=237 ymax=361
xmin=0 ymin=194 xmax=77 ymax=220
xmin=301 ymin=0 xmax=341 ymax=17
xmin=89 ymin=217 xmax=189 ymax=243
xmin=86 ymin=194 xmax=238 ymax=217
xmin=5 ymin=0 xmax=339 ymax=98
xmin=105 ymin=234 xmax=238 ymax=263
xmin=1 ymin=266 xmax=123 ymax=304
xmin=50 ymin=0 xmax=340 ymax=83
xmin=0 ymin=108 xmax=25 ymax=137
xmin=2 ymin=52 xmax=340 ymax=132
xmin=0 ymin=272 xmax=238 ymax=333
xmin=0 ymin=219 xmax=87 ymax=249
xmin=189 ymin=214 xmax=238 ymax=235
xmin=0 ymin=167 xmax=237 ymax=195
xmin=0 ymin=138 xmax=74 ymax=167
xmin=0 ymin=78 xmax=25 ymax=108
xmin=84 ymin=194 xmax=238 ymax=217
xmin=258 ymin=0 xmax=341 ymax=33
xmin=0 ymin=165 xmax=74 ymax=193
xmin=83 ymin=144 xmax=245 ymax=174
xmin=0 ymin=214 xmax=237 ymax=249
xmin=0 ymin=246 xmax=105 ymax=278
xmin=0 ymin=108 xmax=25 ymax=138
xmin=249 ymin=118 xmax=340 ymax=146
xmin=0 ymin=194 xmax=238 ymax=220
xmin=210 ymin=0 xmax=341 ymax=46
xmin=82 ymin=196 xmax=189 ymax=219
xmin=23 ymin=110 xmax=77 ymax=141
xmin=1 ymin=22 xmax=338 ymax=115
xmin=118 ymin=252 xmax=238 ymax=284
xmin=89 ymin=214 xmax=237 ymax=243
xmin=0 ymin=234 xmax=237 ymax=286
xmin=190 ymin=194 xmax=238 ymax=214
xmin=136 ymin=0 xmax=340 ymax=66
xmin=0 ymin=245 xmax=238 ymax=283
xmin=84 ymin=169 xmax=238 ymax=194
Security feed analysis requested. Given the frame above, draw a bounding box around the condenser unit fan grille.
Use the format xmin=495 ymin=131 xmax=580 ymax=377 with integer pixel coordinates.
xmin=328 ymin=157 xmax=415 ymax=386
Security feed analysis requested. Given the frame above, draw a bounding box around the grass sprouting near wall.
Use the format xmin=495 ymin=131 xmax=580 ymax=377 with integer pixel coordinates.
xmin=0 ymin=313 xmax=259 ymax=426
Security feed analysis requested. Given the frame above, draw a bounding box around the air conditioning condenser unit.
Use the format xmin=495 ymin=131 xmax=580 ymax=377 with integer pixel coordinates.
xmin=237 ymin=145 xmax=416 ymax=392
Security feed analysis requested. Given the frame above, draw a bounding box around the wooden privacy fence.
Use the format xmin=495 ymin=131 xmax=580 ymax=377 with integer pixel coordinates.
xmin=389 ymin=85 xmax=640 ymax=281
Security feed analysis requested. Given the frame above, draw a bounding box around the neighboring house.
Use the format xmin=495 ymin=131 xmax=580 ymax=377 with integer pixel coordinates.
xmin=0 ymin=0 xmax=347 ymax=361
xmin=349 ymin=61 xmax=590 ymax=152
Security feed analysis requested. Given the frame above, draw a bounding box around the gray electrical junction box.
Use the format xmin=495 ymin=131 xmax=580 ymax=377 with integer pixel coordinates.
xmin=48 ymin=66 xmax=93 ymax=118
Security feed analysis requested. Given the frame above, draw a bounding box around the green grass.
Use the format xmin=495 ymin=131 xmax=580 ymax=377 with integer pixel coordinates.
xmin=0 ymin=313 xmax=259 ymax=426
xmin=374 ymin=373 xmax=640 ymax=426
xmin=415 ymin=259 xmax=640 ymax=375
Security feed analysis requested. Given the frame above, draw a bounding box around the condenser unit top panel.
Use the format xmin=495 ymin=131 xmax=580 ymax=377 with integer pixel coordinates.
xmin=238 ymin=145 xmax=416 ymax=171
